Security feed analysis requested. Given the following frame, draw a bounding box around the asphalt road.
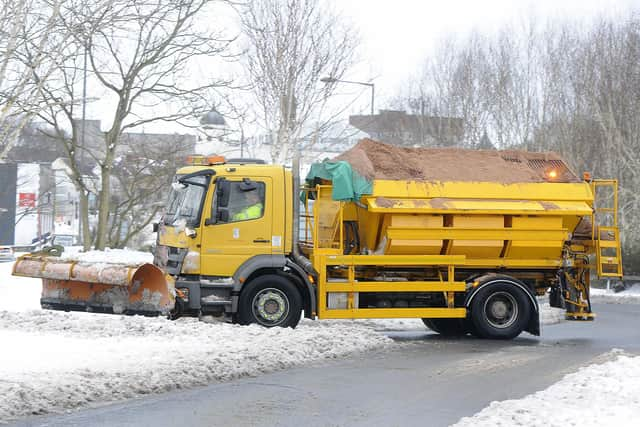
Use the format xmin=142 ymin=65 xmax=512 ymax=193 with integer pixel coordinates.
xmin=12 ymin=302 xmax=640 ymax=427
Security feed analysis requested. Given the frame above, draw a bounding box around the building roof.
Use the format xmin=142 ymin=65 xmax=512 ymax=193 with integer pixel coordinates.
xmin=5 ymin=124 xmax=66 ymax=163
xmin=349 ymin=110 xmax=464 ymax=147
xmin=6 ymin=120 xmax=196 ymax=166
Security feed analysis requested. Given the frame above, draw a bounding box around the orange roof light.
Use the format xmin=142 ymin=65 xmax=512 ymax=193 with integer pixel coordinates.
xmin=206 ymin=155 xmax=226 ymax=165
xmin=186 ymin=154 xmax=226 ymax=165
xmin=186 ymin=155 xmax=204 ymax=165
xmin=583 ymin=171 xmax=592 ymax=181
xmin=548 ymin=170 xmax=558 ymax=179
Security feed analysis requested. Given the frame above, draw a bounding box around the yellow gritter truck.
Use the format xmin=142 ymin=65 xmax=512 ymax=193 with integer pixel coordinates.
xmin=13 ymin=139 xmax=623 ymax=339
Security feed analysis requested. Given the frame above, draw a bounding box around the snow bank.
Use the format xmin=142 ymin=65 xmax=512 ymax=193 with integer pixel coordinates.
xmin=452 ymin=349 xmax=640 ymax=427
xmin=0 ymin=260 xmax=41 ymax=312
xmin=538 ymin=301 xmax=565 ymax=325
xmin=1 ymin=252 xmax=395 ymax=420
xmin=591 ymin=284 xmax=640 ymax=304
xmin=60 ymin=248 xmax=153 ymax=265
xmin=0 ymin=310 xmax=392 ymax=421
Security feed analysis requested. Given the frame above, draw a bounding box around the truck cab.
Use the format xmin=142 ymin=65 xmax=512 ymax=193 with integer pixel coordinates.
xmin=155 ymin=156 xmax=313 ymax=326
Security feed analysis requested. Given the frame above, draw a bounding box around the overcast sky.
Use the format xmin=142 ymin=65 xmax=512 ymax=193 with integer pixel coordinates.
xmin=335 ymin=0 xmax=638 ymax=109
xmin=84 ymin=0 xmax=638 ymax=135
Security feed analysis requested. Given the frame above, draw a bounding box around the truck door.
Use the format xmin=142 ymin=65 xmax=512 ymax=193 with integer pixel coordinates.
xmin=200 ymin=176 xmax=273 ymax=276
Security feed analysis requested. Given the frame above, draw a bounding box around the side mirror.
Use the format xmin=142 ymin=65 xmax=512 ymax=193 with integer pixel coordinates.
xmin=152 ymin=223 xmax=159 ymax=233
xmin=239 ymin=177 xmax=257 ymax=191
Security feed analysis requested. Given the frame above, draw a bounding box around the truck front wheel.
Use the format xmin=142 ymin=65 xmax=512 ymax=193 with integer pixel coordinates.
xmin=469 ymin=281 xmax=531 ymax=339
xmin=238 ymin=274 xmax=302 ymax=328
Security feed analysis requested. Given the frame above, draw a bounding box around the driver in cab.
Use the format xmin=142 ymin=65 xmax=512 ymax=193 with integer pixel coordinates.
xmin=232 ymin=190 xmax=263 ymax=221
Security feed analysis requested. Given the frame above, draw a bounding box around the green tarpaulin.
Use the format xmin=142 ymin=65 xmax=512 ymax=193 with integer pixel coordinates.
xmin=305 ymin=160 xmax=372 ymax=201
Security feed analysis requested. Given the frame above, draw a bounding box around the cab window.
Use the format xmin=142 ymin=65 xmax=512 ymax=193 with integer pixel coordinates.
xmin=214 ymin=179 xmax=265 ymax=223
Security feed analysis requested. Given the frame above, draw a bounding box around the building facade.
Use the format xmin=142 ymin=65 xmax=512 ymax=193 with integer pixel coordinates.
xmin=1 ymin=120 xmax=195 ymax=246
xmin=349 ymin=110 xmax=464 ymax=147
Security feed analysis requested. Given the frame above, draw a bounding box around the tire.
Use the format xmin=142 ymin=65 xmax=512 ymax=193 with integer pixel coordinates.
xmin=469 ymin=280 xmax=532 ymax=340
xmin=238 ymin=274 xmax=302 ymax=328
xmin=422 ymin=318 xmax=468 ymax=336
xmin=168 ymin=297 xmax=185 ymax=320
xmin=422 ymin=318 xmax=436 ymax=331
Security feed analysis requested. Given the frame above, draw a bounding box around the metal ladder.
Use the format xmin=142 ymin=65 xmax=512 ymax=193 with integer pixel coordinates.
xmin=591 ymin=179 xmax=623 ymax=278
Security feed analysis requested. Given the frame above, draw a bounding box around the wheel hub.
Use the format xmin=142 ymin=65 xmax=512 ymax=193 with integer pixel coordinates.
xmin=264 ymin=299 xmax=279 ymax=315
xmin=483 ymin=291 xmax=518 ymax=329
xmin=253 ymin=289 xmax=289 ymax=325
xmin=491 ymin=300 xmax=508 ymax=318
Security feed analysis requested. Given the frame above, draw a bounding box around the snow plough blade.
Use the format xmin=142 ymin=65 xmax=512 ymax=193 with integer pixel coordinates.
xmin=12 ymin=255 xmax=175 ymax=316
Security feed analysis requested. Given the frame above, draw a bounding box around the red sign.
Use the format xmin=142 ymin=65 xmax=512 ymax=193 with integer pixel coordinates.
xmin=18 ymin=193 xmax=36 ymax=208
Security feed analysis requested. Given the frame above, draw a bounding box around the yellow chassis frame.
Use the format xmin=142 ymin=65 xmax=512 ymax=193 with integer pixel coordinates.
xmin=314 ymin=253 xmax=563 ymax=320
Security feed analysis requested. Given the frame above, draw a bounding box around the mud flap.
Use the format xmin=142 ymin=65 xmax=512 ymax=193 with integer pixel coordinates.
xmin=526 ymin=310 xmax=540 ymax=336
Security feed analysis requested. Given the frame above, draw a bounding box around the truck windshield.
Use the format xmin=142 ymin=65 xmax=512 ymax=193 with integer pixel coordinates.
xmin=164 ymin=175 xmax=208 ymax=226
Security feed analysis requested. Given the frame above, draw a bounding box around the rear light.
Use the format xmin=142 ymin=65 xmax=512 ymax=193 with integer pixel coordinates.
xmin=544 ymin=167 xmax=561 ymax=181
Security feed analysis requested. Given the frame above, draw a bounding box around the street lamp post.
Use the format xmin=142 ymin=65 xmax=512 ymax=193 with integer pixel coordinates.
xmin=320 ymin=76 xmax=375 ymax=115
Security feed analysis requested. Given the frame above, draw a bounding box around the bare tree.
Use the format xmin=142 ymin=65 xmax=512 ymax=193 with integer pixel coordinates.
xmin=241 ymin=0 xmax=359 ymax=163
xmin=485 ymin=20 xmax=545 ymax=150
xmin=393 ymin=34 xmax=491 ymax=148
xmin=0 ymin=0 xmax=72 ymax=160
xmin=23 ymin=0 xmax=236 ymax=249
xmin=107 ymin=134 xmax=193 ymax=248
xmin=531 ymin=16 xmax=640 ymax=270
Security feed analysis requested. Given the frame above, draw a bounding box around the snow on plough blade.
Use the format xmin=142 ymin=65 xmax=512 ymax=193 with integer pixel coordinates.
xmin=12 ymin=255 xmax=175 ymax=316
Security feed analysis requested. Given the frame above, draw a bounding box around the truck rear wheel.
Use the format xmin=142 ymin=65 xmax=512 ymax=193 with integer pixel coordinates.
xmin=238 ymin=274 xmax=302 ymax=328
xmin=422 ymin=318 xmax=468 ymax=336
xmin=469 ymin=281 xmax=531 ymax=339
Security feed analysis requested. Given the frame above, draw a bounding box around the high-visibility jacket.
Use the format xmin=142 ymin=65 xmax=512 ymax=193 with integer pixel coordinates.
xmin=232 ymin=203 xmax=263 ymax=221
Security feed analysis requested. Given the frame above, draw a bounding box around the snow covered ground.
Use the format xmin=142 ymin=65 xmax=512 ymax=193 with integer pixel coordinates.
xmin=0 ymin=257 xmax=393 ymax=421
xmin=453 ymin=284 xmax=640 ymax=427
xmin=453 ymin=349 xmax=640 ymax=427
xmin=0 ymin=311 xmax=393 ymax=421
xmin=0 ymin=251 xmax=635 ymax=423
xmin=591 ymin=283 xmax=640 ymax=304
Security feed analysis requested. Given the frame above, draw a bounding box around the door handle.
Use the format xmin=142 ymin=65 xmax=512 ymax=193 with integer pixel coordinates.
xmin=253 ymin=239 xmax=270 ymax=243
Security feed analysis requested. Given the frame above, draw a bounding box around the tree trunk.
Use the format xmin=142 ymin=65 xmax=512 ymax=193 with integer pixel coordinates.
xmin=94 ymin=164 xmax=111 ymax=250
xmin=94 ymin=131 xmax=116 ymax=250
xmin=79 ymin=189 xmax=91 ymax=251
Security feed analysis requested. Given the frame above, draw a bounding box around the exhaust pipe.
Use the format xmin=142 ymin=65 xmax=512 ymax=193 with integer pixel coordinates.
xmin=291 ymin=153 xmax=317 ymax=277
